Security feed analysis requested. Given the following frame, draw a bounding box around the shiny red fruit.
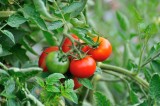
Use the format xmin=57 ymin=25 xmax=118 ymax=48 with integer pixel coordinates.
xmin=87 ymin=37 xmax=112 ymax=62
xmin=70 ymin=56 xmax=96 ymax=78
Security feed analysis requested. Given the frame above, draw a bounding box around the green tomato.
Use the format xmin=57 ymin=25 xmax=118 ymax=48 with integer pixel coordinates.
xmin=46 ymin=51 xmax=69 ymax=74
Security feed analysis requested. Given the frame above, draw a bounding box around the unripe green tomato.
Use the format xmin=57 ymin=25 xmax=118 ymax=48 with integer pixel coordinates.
xmin=46 ymin=51 xmax=69 ymax=74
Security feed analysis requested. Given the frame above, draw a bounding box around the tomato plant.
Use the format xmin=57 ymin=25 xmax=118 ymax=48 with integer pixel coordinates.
xmin=70 ymin=56 xmax=96 ymax=78
xmin=0 ymin=0 xmax=160 ymax=106
xmin=87 ymin=37 xmax=112 ymax=62
xmin=46 ymin=51 xmax=69 ymax=74
xmin=38 ymin=46 xmax=58 ymax=72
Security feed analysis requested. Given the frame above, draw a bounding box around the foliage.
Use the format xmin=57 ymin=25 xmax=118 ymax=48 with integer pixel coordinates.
xmin=0 ymin=0 xmax=160 ymax=106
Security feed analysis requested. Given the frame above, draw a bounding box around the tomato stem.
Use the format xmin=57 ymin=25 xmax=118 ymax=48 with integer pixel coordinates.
xmin=0 ymin=62 xmax=8 ymax=70
xmin=97 ymin=62 xmax=149 ymax=90
xmin=64 ymin=33 xmax=83 ymax=59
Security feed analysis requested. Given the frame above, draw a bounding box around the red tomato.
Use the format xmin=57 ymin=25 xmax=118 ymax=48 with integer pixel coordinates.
xmin=69 ymin=56 xmax=96 ymax=78
xmin=62 ymin=34 xmax=79 ymax=52
xmin=87 ymin=37 xmax=112 ymax=62
xmin=38 ymin=46 xmax=58 ymax=72
xmin=73 ymin=77 xmax=82 ymax=90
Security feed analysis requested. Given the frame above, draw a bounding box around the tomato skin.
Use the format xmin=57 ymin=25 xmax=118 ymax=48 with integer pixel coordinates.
xmin=38 ymin=46 xmax=58 ymax=72
xmin=87 ymin=37 xmax=112 ymax=62
xmin=73 ymin=77 xmax=82 ymax=90
xmin=46 ymin=51 xmax=69 ymax=74
xmin=62 ymin=34 xmax=79 ymax=53
xmin=70 ymin=56 xmax=96 ymax=78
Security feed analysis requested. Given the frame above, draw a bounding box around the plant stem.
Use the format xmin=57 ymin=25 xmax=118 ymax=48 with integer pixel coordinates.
xmin=0 ymin=23 xmax=7 ymax=30
xmin=0 ymin=62 xmax=8 ymax=70
xmin=0 ymin=11 xmax=15 ymax=17
xmin=54 ymin=1 xmax=83 ymax=59
xmin=97 ymin=62 xmax=149 ymax=90
xmin=141 ymin=51 xmax=160 ymax=67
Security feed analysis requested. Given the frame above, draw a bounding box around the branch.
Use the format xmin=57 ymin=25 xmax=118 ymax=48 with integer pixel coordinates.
xmin=97 ymin=62 xmax=149 ymax=90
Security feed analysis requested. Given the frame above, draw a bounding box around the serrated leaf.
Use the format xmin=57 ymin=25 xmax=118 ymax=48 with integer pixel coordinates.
xmin=21 ymin=5 xmax=48 ymax=30
xmin=43 ymin=31 xmax=58 ymax=46
xmin=149 ymin=74 xmax=160 ymax=101
xmin=46 ymin=73 xmax=65 ymax=85
xmin=129 ymin=89 xmax=139 ymax=104
xmin=94 ymin=92 xmax=111 ymax=106
xmin=36 ymin=77 xmax=44 ymax=87
xmin=62 ymin=0 xmax=87 ymax=18
xmin=78 ymin=78 xmax=93 ymax=89
xmin=150 ymin=60 xmax=160 ymax=74
xmin=7 ymin=14 xmax=27 ymax=27
xmin=33 ymin=0 xmax=53 ymax=19
xmin=64 ymin=79 xmax=74 ymax=92
xmin=5 ymin=78 xmax=15 ymax=94
xmin=48 ymin=20 xmax=63 ymax=30
xmin=62 ymin=92 xmax=78 ymax=104
xmin=1 ymin=30 xmax=15 ymax=44
xmin=46 ymin=85 xmax=60 ymax=92
xmin=71 ymin=28 xmax=94 ymax=45
xmin=116 ymin=11 xmax=129 ymax=31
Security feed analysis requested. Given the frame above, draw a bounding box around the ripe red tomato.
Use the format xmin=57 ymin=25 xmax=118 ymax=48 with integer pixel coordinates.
xmin=87 ymin=37 xmax=112 ymax=62
xmin=73 ymin=77 xmax=82 ymax=90
xmin=38 ymin=46 xmax=58 ymax=72
xmin=62 ymin=34 xmax=79 ymax=53
xmin=69 ymin=56 xmax=96 ymax=78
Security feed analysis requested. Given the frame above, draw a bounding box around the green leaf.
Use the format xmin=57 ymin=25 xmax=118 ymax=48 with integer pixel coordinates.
xmin=48 ymin=20 xmax=63 ymax=30
xmin=8 ymin=67 xmax=42 ymax=80
xmin=116 ymin=11 xmax=129 ymax=31
xmin=143 ymin=42 xmax=160 ymax=66
xmin=33 ymin=0 xmax=53 ymax=19
xmin=7 ymin=99 xmax=19 ymax=106
xmin=150 ymin=60 xmax=160 ymax=74
xmin=71 ymin=27 xmax=94 ymax=45
xmin=138 ymin=100 xmax=148 ymax=106
xmin=1 ymin=30 xmax=15 ymax=44
xmin=46 ymin=73 xmax=65 ymax=85
xmin=46 ymin=85 xmax=60 ymax=92
xmin=21 ymin=5 xmax=48 ymax=30
xmin=21 ymin=37 xmax=38 ymax=55
xmin=4 ymin=44 xmax=29 ymax=66
xmin=5 ymin=78 xmax=15 ymax=94
xmin=0 ymin=44 xmax=2 ymax=54
xmin=43 ymin=31 xmax=58 ymax=46
xmin=94 ymin=92 xmax=111 ymax=106
xmin=129 ymin=89 xmax=139 ymax=104
xmin=149 ymin=74 xmax=160 ymax=101
xmin=64 ymin=79 xmax=74 ymax=92
xmin=144 ymin=23 xmax=158 ymax=35
xmin=62 ymin=92 xmax=78 ymax=104
xmin=62 ymin=0 xmax=87 ymax=17
xmin=0 ymin=69 xmax=9 ymax=76
xmin=7 ymin=14 xmax=27 ymax=27
xmin=36 ymin=77 xmax=44 ymax=87
xmin=78 ymin=78 xmax=93 ymax=89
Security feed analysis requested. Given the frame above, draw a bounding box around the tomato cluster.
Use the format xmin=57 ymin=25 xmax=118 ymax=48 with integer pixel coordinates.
xmin=38 ymin=34 xmax=112 ymax=90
